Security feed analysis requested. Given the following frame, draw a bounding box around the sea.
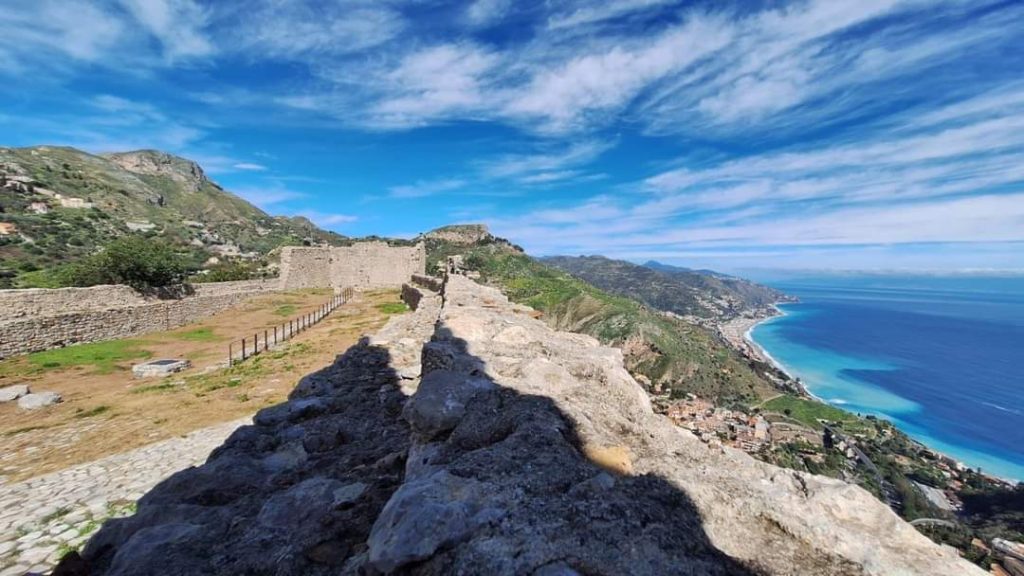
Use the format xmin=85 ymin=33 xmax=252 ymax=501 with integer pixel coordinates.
xmin=747 ymin=274 xmax=1024 ymax=482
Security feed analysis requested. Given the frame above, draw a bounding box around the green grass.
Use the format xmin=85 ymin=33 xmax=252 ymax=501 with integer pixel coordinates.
xmin=272 ymin=304 xmax=298 ymax=316
xmin=130 ymin=382 xmax=177 ymax=394
xmin=74 ymin=405 xmax=111 ymax=418
xmin=376 ymin=302 xmax=408 ymax=314
xmin=23 ymin=339 xmax=152 ymax=374
xmin=761 ymin=395 xmax=869 ymax=432
xmin=172 ymin=327 xmax=220 ymax=342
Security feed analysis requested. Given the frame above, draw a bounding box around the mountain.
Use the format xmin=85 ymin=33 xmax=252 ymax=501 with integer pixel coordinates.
xmin=421 ymin=225 xmax=775 ymax=404
xmin=0 ymin=146 xmax=348 ymax=287
xmin=543 ymin=255 xmax=791 ymax=320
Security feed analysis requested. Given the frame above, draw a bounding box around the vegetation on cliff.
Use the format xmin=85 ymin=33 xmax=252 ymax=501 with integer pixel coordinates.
xmin=543 ymin=255 xmax=789 ymax=319
xmin=0 ymin=146 xmax=349 ymax=288
xmin=422 ymin=226 xmax=774 ymax=405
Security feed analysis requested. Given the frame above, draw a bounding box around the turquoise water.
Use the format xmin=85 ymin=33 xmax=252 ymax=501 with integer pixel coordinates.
xmin=749 ymin=275 xmax=1024 ymax=482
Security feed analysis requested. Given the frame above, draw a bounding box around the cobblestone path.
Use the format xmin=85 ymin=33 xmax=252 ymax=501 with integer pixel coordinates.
xmin=0 ymin=418 xmax=249 ymax=576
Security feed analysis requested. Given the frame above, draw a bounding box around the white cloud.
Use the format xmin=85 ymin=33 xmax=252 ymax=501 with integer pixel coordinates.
xmin=505 ymin=16 xmax=733 ymax=131
xmin=224 ymin=1 xmax=404 ymax=59
xmin=231 ymin=186 xmax=306 ymax=208
xmin=369 ymin=44 xmax=498 ymax=128
xmin=465 ymin=0 xmax=512 ymax=27
xmin=233 ymin=162 xmax=268 ymax=171
xmin=118 ymin=0 xmax=214 ymax=60
xmin=294 ymin=211 xmax=359 ymax=227
xmin=0 ymin=0 xmax=125 ymax=67
xmin=388 ymin=178 xmax=466 ymax=199
xmin=547 ymin=0 xmax=679 ymax=30
xmin=480 ymin=140 xmax=614 ymax=182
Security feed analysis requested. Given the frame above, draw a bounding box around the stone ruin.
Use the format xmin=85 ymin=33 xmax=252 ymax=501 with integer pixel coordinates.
xmin=53 ymin=274 xmax=982 ymax=576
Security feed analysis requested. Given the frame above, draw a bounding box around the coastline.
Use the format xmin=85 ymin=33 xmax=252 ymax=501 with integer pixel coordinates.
xmin=742 ymin=301 xmax=1020 ymax=485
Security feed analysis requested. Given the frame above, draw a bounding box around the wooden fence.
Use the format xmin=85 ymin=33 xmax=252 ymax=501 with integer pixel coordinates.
xmin=227 ymin=287 xmax=353 ymax=366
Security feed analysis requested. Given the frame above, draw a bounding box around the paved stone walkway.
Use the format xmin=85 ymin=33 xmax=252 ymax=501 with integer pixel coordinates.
xmin=0 ymin=418 xmax=250 ymax=576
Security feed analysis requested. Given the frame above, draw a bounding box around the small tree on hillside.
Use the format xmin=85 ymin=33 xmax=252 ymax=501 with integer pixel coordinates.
xmin=59 ymin=236 xmax=188 ymax=291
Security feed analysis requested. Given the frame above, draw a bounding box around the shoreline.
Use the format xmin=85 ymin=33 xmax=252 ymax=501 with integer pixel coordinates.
xmin=741 ymin=301 xmax=1020 ymax=486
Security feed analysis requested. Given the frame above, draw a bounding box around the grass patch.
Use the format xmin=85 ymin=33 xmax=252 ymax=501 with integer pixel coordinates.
xmin=130 ymin=382 xmax=177 ymax=394
xmin=376 ymin=302 xmax=408 ymax=314
xmin=172 ymin=327 xmax=220 ymax=342
xmin=273 ymin=304 xmax=298 ymax=316
xmin=24 ymin=340 xmax=152 ymax=374
xmin=74 ymin=405 xmax=111 ymax=418
xmin=4 ymin=424 xmax=52 ymax=437
xmin=761 ymin=395 xmax=869 ymax=432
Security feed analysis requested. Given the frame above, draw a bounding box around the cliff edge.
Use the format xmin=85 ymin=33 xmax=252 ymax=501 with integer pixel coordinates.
xmin=59 ymin=275 xmax=982 ymax=575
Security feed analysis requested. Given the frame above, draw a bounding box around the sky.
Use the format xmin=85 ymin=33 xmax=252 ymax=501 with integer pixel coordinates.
xmin=1 ymin=0 xmax=1023 ymax=273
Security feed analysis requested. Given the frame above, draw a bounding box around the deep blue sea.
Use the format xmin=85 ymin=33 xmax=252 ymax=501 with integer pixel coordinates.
xmin=748 ymin=275 xmax=1024 ymax=482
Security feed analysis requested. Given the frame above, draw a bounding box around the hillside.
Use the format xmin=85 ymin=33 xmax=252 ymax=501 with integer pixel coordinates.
xmin=0 ymin=146 xmax=348 ymax=287
xmin=544 ymin=255 xmax=791 ymax=319
xmin=420 ymin=225 xmax=775 ymax=405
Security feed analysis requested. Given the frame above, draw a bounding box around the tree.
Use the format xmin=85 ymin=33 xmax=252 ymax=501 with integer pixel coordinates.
xmin=59 ymin=236 xmax=188 ymax=291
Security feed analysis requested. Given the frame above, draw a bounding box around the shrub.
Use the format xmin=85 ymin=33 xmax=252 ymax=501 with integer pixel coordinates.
xmin=192 ymin=261 xmax=258 ymax=283
xmin=59 ymin=236 xmax=189 ymax=291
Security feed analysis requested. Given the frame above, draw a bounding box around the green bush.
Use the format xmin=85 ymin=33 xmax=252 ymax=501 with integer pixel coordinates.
xmin=59 ymin=236 xmax=188 ymax=291
xmin=191 ymin=261 xmax=258 ymax=283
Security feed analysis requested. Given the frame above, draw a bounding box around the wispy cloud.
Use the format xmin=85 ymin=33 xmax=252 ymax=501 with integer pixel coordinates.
xmin=232 ymin=162 xmax=268 ymax=172
xmin=293 ymin=210 xmax=359 ymax=228
xmin=230 ymin=185 xmax=306 ymax=209
xmin=388 ymin=178 xmax=466 ymax=199
xmin=118 ymin=0 xmax=214 ymax=61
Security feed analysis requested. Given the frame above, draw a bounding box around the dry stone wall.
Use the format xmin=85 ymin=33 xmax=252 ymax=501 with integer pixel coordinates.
xmin=0 ymin=279 xmax=280 ymax=359
xmin=279 ymin=242 xmax=425 ymax=291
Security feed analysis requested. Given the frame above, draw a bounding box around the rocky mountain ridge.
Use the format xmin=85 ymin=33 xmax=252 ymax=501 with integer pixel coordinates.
xmin=0 ymin=146 xmax=348 ymax=287
xmin=60 ymin=274 xmax=981 ymax=575
xmin=543 ymin=255 xmax=791 ymax=320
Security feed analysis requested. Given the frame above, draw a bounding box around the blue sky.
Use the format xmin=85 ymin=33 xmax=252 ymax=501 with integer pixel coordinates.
xmin=1 ymin=0 xmax=1023 ymax=272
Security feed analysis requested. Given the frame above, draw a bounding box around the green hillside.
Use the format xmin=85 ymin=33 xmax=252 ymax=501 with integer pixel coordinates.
xmin=0 ymin=146 xmax=348 ymax=287
xmin=543 ymin=255 xmax=791 ymax=319
xmin=421 ymin=226 xmax=775 ymax=405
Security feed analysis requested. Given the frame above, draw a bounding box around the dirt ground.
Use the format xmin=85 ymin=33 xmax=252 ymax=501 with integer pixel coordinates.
xmin=0 ymin=289 xmax=406 ymax=482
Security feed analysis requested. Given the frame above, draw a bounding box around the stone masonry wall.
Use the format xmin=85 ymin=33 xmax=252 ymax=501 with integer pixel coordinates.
xmin=0 ymin=279 xmax=279 ymax=323
xmin=0 ymin=279 xmax=280 ymax=359
xmin=279 ymin=242 xmax=425 ymax=291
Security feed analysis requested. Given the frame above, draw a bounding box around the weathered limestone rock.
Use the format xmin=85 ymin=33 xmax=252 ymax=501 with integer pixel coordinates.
xmin=131 ymin=359 xmax=191 ymax=378
xmin=17 ymin=391 xmax=61 ymax=410
xmin=0 ymin=383 xmax=29 ymax=402
xmin=60 ymin=273 xmax=984 ymax=576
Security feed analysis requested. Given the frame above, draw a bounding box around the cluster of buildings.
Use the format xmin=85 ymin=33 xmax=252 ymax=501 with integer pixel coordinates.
xmin=664 ymin=395 xmax=823 ymax=454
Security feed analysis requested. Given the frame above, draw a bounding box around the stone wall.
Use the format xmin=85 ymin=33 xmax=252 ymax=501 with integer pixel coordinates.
xmin=0 ymin=279 xmax=279 ymax=323
xmin=0 ymin=279 xmax=281 ymax=359
xmin=279 ymin=242 xmax=425 ymax=291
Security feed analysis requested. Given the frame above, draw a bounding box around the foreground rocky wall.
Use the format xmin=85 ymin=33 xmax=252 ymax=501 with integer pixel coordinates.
xmin=0 ymin=280 xmax=280 ymax=359
xmin=58 ymin=276 xmax=982 ymax=576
